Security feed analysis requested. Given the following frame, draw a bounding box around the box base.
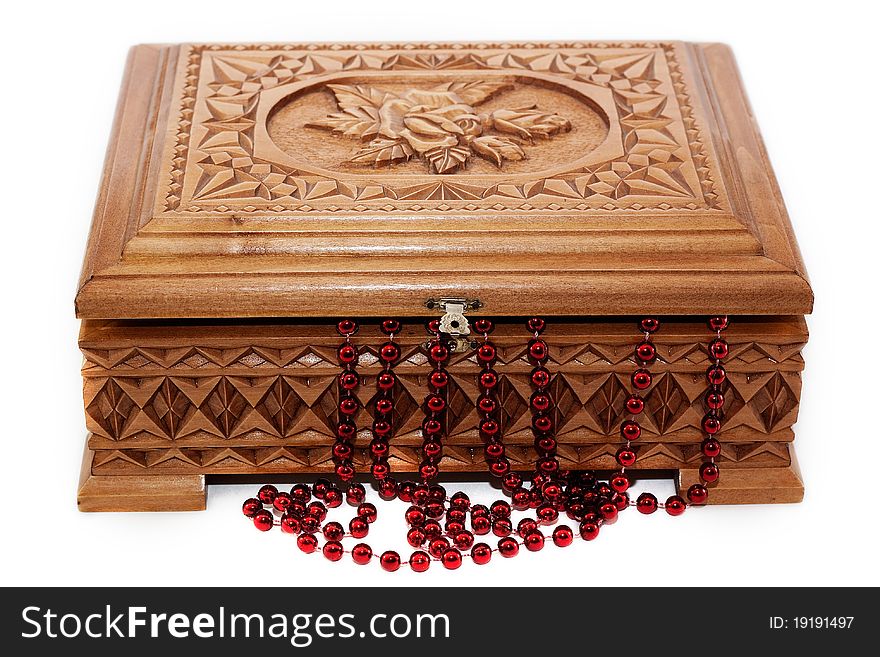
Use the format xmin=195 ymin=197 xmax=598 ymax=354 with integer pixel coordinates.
xmin=76 ymin=439 xmax=803 ymax=512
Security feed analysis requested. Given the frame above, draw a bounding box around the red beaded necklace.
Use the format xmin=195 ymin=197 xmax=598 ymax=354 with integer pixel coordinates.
xmin=242 ymin=315 xmax=730 ymax=571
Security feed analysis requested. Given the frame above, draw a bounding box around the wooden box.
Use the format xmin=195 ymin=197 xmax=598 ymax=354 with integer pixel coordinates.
xmin=76 ymin=41 xmax=812 ymax=511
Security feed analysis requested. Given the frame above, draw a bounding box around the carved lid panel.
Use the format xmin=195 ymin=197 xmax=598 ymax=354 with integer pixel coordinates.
xmin=76 ymin=42 xmax=812 ymax=318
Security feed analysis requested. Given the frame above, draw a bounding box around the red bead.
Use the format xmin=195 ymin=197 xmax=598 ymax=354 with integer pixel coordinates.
xmin=377 ymin=371 xmax=396 ymax=391
xmin=501 ymin=472 xmax=523 ymax=493
xmin=257 ymin=484 xmax=278 ymax=504
xmin=412 ymin=484 xmax=430 ymax=506
xmin=687 ymin=484 xmax=709 ymax=505
xmin=423 ymin=520 xmax=443 ymax=540
xmin=426 ymin=394 xmax=446 ymax=413
xmin=702 ymin=414 xmax=722 ymax=434
xmin=477 ymin=395 xmax=497 ymax=414
xmin=454 ymin=531 xmax=475 ymax=550
xmin=280 ymin=513 xmax=301 ymax=534
xmin=579 ymin=521 xmax=600 ymax=541
xmin=616 ymin=447 xmax=637 ymax=467
xmin=530 ymin=393 xmax=552 ymax=414
xmin=701 ymin=438 xmax=721 ymax=458
xmin=336 ymin=320 xmax=358 ymax=336
xmin=380 ymin=319 xmax=401 ymax=335
xmin=613 ymin=492 xmax=629 ymax=511
xmin=708 ymin=316 xmax=729 ymax=332
xmin=479 ymin=419 xmax=499 ymax=437
xmin=625 ymin=395 xmax=645 ymax=414
xmin=409 ymin=550 xmax=431 ymax=572
xmin=369 ymin=438 xmax=389 ymax=459
xmin=527 ymin=317 xmax=546 ymax=334
xmin=490 ymin=500 xmax=512 ymax=518
xmin=429 ymin=343 xmax=449 ymax=363
xmin=541 ymin=481 xmax=563 ymax=502
xmin=489 ymin=458 xmax=511 ymax=478
xmin=536 ymin=457 xmax=559 ymax=475
xmin=479 ymin=370 xmax=499 ymax=389
xmin=378 ymin=478 xmax=398 ymax=500
xmin=700 ymin=462 xmax=720 ymax=483
xmin=349 ymin=517 xmax=369 ymax=538
xmin=253 ymin=510 xmax=273 ymax=532
xmin=471 ymin=516 xmax=491 ymax=535
xmin=422 ymin=441 xmax=442 ymax=459
xmin=532 ymin=414 xmax=553 ymax=433
xmin=441 ymin=548 xmax=463 ymax=570
xmin=419 ymin=461 xmax=439 ymax=481
xmin=312 ymin=478 xmax=330 ymax=498
xmin=610 ymin=473 xmax=629 ymax=493
xmin=407 ymin=527 xmax=427 ymax=547
xmin=338 ymin=371 xmax=360 ymax=390
xmin=709 ymin=338 xmax=729 ymax=360
xmin=242 ymin=498 xmax=262 ymax=518
xmin=405 ymin=506 xmax=426 ymax=527
xmin=471 ymin=543 xmax=492 ymax=564
xmin=534 ymin=435 xmax=557 ymax=455
xmin=707 ymin=365 xmax=727 ymax=386
xmin=380 ymin=550 xmax=401 ymax=572
xmin=531 ymin=368 xmax=551 ymax=388
xmin=621 ymin=420 xmax=641 ymax=441
xmin=552 ymin=525 xmax=574 ymax=547
xmin=336 ymin=422 xmax=356 ymax=440
xmin=635 ymin=341 xmax=656 ymax=363
xmin=474 ymin=319 xmax=494 ymax=334
xmin=528 ymin=339 xmax=549 ymax=362
xmin=321 ymin=521 xmax=344 ymax=542
xmin=665 ymin=495 xmax=687 ymax=516
xmin=639 ymin=318 xmax=660 ymax=333
xmin=397 ymin=481 xmax=416 ymax=503
xmin=492 ymin=518 xmax=513 ymax=537
xmin=599 ymin=502 xmax=618 ymax=524
xmin=426 ymin=319 xmax=440 ymax=334
xmin=345 ymin=483 xmax=366 ymax=506
xmin=333 ymin=441 xmax=353 ymax=461
xmin=322 ymin=541 xmax=344 ymax=562
xmin=300 ymin=515 xmax=320 ymax=534
xmin=536 ymin=504 xmax=559 ymax=525
xmin=335 ymin=462 xmax=355 ymax=482
xmin=484 ymin=442 xmax=505 ymax=460
xmin=424 ymin=501 xmax=445 ymax=519
xmin=422 ymin=418 xmax=442 ymax=436
xmin=477 ymin=343 xmax=497 ymax=363
xmin=428 ymin=484 xmax=446 ymax=501
xmin=357 ymin=502 xmax=378 ymax=523
xmin=338 ymin=396 xmax=358 ymax=416
xmin=517 ymin=518 xmax=538 ymax=538
xmin=706 ymin=391 xmax=724 ymax=410
xmin=370 ymin=461 xmax=390 ymax=480
xmin=524 ymin=530 xmax=545 ymax=551
xmin=271 ymin=492 xmax=292 ymax=512
xmin=449 ymin=492 xmax=470 ymax=510
xmin=631 ymin=369 xmax=652 ymax=390
xmin=429 ymin=370 xmax=449 ymax=389
xmin=470 ymin=504 xmax=490 ymax=519
xmin=351 ymin=543 xmax=372 ymax=565
xmin=497 ymin=537 xmax=519 ymax=557
xmin=636 ymin=492 xmax=658 ymax=514
xmin=429 ymin=538 xmax=450 ymax=559
xmin=337 ymin=344 xmax=358 ymax=364
xmin=297 ymin=533 xmax=318 ymax=553
xmin=380 ymin=342 xmax=400 ymax=363
xmin=375 ymin=397 xmax=393 ymax=415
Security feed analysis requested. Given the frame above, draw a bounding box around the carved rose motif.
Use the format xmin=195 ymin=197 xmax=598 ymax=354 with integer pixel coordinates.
xmin=306 ymin=82 xmax=571 ymax=173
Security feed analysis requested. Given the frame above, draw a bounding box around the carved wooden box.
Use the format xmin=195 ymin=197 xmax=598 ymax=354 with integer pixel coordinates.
xmin=76 ymin=42 xmax=812 ymax=511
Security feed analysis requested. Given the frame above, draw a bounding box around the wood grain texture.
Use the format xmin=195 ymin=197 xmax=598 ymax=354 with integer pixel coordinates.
xmin=78 ymin=316 xmax=806 ymax=506
xmin=75 ymin=42 xmax=812 ymax=319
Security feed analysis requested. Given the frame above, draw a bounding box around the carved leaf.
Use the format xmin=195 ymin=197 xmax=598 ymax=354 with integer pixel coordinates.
xmin=434 ymin=81 xmax=514 ymax=106
xmin=470 ymin=135 xmax=526 ymax=167
xmin=326 ymin=84 xmax=396 ymax=111
xmin=349 ymin=138 xmax=415 ymax=166
xmin=305 ymin=106 xmax=379 ymax=140
xmin=423 ymin=145 xmax=471 ymax=174
xmin=491 ymin=106 xmax=572 ymax=141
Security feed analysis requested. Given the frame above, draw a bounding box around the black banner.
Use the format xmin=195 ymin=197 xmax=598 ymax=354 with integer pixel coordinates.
xmin=2 ymin=587 xmax=873 ymax=653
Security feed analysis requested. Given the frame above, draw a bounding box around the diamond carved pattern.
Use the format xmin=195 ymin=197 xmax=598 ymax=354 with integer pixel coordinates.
xmin=142 ymin=379 xmax=198 ymax=439
xmin=586 ymin=374 xmax=628 ymax=434
xmin=87 ymin=379 xmax=136 ymax=439
xmin=254 ymin=377 xmax=307 ymax=436
xmin=200 ymin=377 xmax=250 ymax=435
xmin=644 ymin=373 xmax=689 ymax=433
xmin=752 ymin=373 xmax=798 ymax=432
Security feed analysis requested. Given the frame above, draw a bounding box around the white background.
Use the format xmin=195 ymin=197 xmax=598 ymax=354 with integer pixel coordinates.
xmin=1 ymin=0 xmax=877 ymax=587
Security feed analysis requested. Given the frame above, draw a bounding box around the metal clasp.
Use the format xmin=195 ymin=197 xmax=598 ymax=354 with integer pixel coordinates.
xmin=425 ymin=297 xmax=482 ymax=353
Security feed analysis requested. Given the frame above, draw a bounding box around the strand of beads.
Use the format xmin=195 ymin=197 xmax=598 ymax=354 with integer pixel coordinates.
xmin=333 ymin=320 xmax=360 ymax=484
xmin=688 ymin=315 xmax=731 ymax=504
xmin=371 ymin=320 xmax=401 ymax=492
xmin=474 ymin=319 xmax=508 ymax=478
xmin=420 ymin=320 xmax=450 ymax=482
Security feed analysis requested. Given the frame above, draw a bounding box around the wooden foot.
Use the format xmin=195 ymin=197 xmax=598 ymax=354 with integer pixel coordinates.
xmin=678 ymin=446 xmax=804 ymax=504
xmin=77 ymin=444 xmax=206 ymax=512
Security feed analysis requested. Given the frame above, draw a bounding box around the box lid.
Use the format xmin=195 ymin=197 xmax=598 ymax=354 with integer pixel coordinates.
xmin=76 ymin=41 xmax=812 ymax=319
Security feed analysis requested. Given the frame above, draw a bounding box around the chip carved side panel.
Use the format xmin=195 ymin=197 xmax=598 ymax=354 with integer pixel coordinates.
xmin=82 ymin=323 xmax=804 ymax=475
